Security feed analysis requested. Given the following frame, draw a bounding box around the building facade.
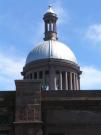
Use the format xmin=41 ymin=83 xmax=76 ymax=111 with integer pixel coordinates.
xmin=0 ymin=6 xmax=101 ymax=135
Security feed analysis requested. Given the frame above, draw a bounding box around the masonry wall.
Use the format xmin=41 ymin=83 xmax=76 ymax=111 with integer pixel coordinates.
xmin=0 ymin=91 xmax=15 ymax=135
xmin=42 ymin=90 xmax=101 ymax=135
xmin=15 ymin=80 xmax=42 ymax=135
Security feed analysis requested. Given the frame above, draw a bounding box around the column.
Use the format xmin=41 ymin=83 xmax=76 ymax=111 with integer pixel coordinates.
xmin=78 ymin=76 xmax=80 ymax=90
xmin=65 ymin=72 xmax=68 ymax=90
xmin=76 ymin=75 xmax=80 ymax=90
xmin=74 ymin=74 xmax=77 ymax=90
xmin=54 ymin=77 xmax=57 ymax=90
xmin=70 ymin=72 xmax=72 ymax=90
xmin=45 ymin=23 xmax=47 ymax=32
xmin=41 ymin=70 xmax=45 ymax=90
xmin=76 ymin=74 xmax=79 ymax=90
xmin=49 ymin=66 xmax=56 ymax=90
xmin=59 ymin=72 xmax=62 ymax=90
xmin=74 ymin=73 xmax=76 ymax=90
xmin=49 ymin=22 xmax=51 ymax=31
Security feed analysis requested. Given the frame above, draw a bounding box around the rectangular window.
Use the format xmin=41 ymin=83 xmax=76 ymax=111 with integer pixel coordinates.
xmin=39 ymin=71 xmax=43 ymax=79
xmin=30 ymin=73 xmax=32 ymax=79
xmin=56 ymin=70 xmax=59 ymax=74
xmin=34 ymin=72 xmax=37 ymax=79
xmin=45 ymin=70 xmax=49 ymax=75
xmin=0 ymin=115 xmax=9 ymax=124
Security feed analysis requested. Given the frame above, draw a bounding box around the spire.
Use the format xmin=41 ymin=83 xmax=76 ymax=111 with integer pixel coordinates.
xmin=43 ymin=5 xmax=58 ymax=41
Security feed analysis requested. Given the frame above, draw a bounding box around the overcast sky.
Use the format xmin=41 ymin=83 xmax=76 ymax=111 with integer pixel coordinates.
xmin=0 ymin=0 xmax=101 ymax=90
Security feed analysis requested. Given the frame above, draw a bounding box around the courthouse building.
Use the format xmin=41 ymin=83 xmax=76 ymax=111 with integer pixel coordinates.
xmin=1 ymin=6 xmax=101 ymax=135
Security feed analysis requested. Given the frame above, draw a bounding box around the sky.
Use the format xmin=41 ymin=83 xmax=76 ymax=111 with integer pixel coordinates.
xmin=0 ymin=0 xmax=101 ymax=90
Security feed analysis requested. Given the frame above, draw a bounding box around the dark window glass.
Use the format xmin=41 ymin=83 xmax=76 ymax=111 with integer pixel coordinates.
xmin=30 ymin=73 xmax=32 ymax=79
xmin=0 ymin=115 xmax=10 ymax=124
xmin=56 ymin=70 xmax=59 ymax=74
xmin=26 ymin=75 xmax=29 ymax=79
xmin=39 ymin=71 xmax=43 ymax=79
xmin=45 ymin=70 xmax=49 ymax=75
xmin=34 ymin=72 xmax=37 ymax=79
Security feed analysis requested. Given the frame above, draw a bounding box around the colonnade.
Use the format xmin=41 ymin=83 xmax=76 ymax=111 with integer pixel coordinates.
xmin=25 ymin=70 xmax=80 ymax=90
xmin=51 ymin=71 xmax=80 ymax=90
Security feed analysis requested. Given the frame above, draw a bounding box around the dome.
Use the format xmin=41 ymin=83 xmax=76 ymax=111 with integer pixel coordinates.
xmin=26 ymin=40 xmax=77 ymax=64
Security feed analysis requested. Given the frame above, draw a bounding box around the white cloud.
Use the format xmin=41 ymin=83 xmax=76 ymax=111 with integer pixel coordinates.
xmin=81 ymin=66 xmax=101 ymax=89
xmin=86 ymin=24 xmax=101 ymax=42
xmin=0 ymin=52 xmax=25 ymax=90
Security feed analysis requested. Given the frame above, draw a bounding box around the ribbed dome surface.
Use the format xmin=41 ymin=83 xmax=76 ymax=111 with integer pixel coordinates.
xmin=26 ymin=40 xmax=77 ymax=64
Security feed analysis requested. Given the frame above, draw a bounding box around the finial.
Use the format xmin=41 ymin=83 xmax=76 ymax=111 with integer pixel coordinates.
xmin=47 ymin=4 xmax=55 ymax=14
xmin=48 ymin=4 xmax=52 ymax=9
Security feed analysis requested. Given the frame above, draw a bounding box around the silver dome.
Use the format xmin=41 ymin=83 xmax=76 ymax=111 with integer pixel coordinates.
xmin=26 ymin=40 xmax=77 ymax=64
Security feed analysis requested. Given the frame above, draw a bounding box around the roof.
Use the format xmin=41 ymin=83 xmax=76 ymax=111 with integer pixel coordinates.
xmin=26 ymin=40 xmax=77 ymax=65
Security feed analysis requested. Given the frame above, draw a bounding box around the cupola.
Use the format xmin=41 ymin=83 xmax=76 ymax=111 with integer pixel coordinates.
xmin=22 ymin=5 xmax=81 ymax=91
xmin=43 ymin=5 xmax=58 ymax=41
